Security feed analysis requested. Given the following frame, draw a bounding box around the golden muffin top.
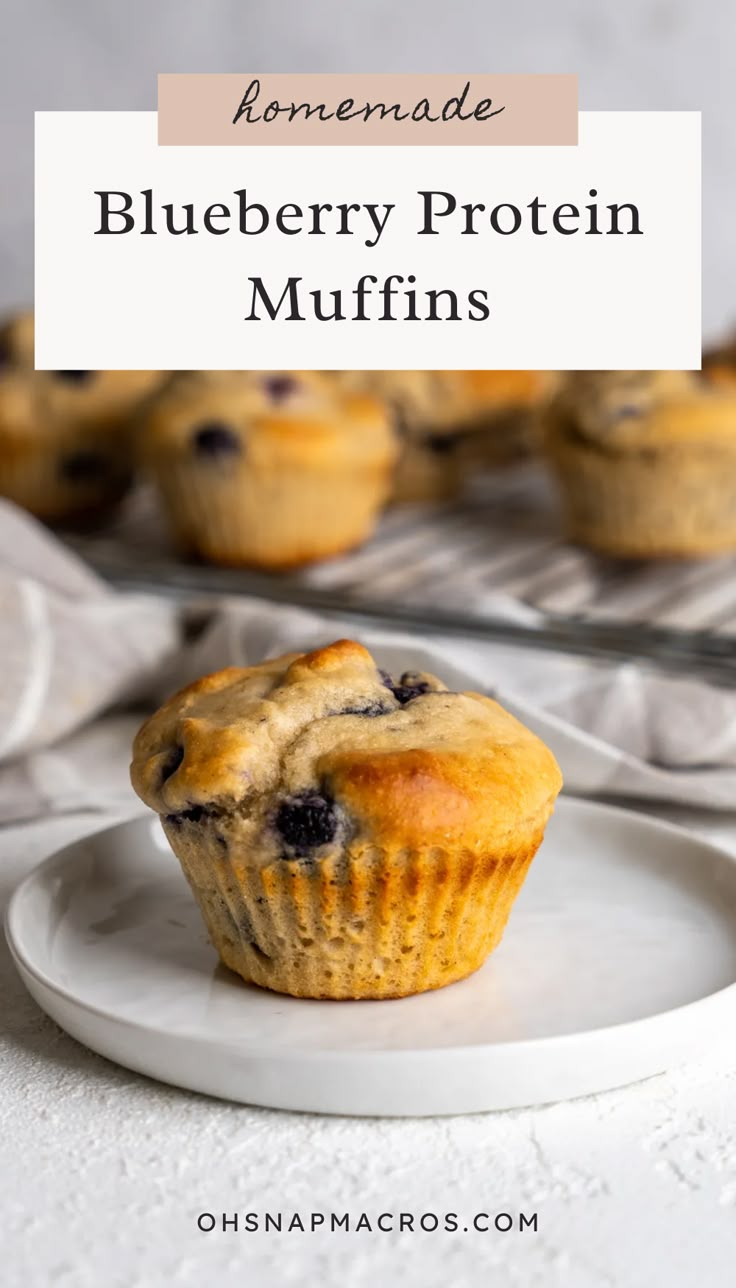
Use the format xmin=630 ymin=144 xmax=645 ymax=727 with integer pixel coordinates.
xmin=333 ymin=371 xmax=459 ymax=436
xmin=454 ymin=369 xmax=558 ymax=410
xmin=0 ymin=312 xmax=164 ymax=440
xmin=142 ymin=370 xmax=396 ymax=471
xmin=546 ymin=370 xmax=736 ymax=450
xmin=131 ymin=639 xmax=563 ymax=859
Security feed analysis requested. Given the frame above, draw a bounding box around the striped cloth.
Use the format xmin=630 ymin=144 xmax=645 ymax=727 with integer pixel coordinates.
xmin=2 ymin=476 xmax=736 ymax=823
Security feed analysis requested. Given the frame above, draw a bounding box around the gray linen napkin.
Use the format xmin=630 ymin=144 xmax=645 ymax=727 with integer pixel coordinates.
xmin=1 ymin=499 xmax=736 ymax=823
xmin=0 ymin=501 xmax=179 ymax=777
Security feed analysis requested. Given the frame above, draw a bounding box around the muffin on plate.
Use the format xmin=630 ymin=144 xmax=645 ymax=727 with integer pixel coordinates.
xmin=334 ymin=370 xmax=556 ymax=503
xmin=543 ymin=370 xmax=736 ymax=558
xmin=142 ymin=371 xmax=397 ymax=569
xmin=130 ymin=639 xmax=563 ymax=1000
xmin=0 ymin=311 xmax=163 ymax=522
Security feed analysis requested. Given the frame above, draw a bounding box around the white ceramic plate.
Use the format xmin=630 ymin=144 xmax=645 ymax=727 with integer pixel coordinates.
xmin=7 ymin=798 xmax=736 ymax=1116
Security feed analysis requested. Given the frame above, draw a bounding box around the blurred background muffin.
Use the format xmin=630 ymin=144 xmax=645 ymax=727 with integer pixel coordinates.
xmin=333 ymin=370 xmax=467 ymax=503
xmin=453 ymin=370 xmax=560 ymax=472
xmin=0 ymin=312 xmax=164 ymax=524
xmin=702 ymin=333 xmax=736 ymax=390
xmin=141 ymin=369 xmax=397 ymax=569
xmin=543 ymin=369 xmax=736 ymax=558
xmin=334 ymin=369 xmax=556 ymax=503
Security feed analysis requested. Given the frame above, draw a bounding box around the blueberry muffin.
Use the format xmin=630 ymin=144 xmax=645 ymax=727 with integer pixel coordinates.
xmin=141 ymin=371 xmax=397 ymax=569
xmin=453 ymin=369 xmax=559 ymax=474
xmin=544 ymin=370 xmax=736 ymax=557
xmin=335 ymin=370 xmax=556 ymax=503
xmin=0 ymin=311 xmax=163 ymax=522
xmin=703 ymin=334 xmax=736 ymax=391
xmin=130 ymin=639 xmax=563 ymax=1000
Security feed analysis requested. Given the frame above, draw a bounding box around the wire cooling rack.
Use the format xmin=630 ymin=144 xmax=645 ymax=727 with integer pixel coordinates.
xmin=63 ymin=464 xmax=736 ymax=685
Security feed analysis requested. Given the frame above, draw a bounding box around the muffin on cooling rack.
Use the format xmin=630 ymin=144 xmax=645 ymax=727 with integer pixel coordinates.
xmin=130 ymin=638 xmax=563 ymax=1000
xmin=0 ymin=311 xmax=163 ymax=523
xmin=543 ymin=370 xmax=736 ymax=557
xmin=141 ymin=370 xmax=397 ymax=569
xmin=452 ymin=369 xmax=559 ymax=473
xmin=333 ymin=371 xmax=466 ymax=502
xmin=702 ymin=333 xmax=736 ymax=391
xmin=335 ymin=370 xmax=556 ymax=503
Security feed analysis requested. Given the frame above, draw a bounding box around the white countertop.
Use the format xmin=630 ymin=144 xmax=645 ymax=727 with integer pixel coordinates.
xmin=4 ymin=802 xmax=736 ymax=1288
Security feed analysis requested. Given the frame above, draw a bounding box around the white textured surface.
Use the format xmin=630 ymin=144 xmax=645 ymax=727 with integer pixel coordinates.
xmin=4 ymin=805 xmax=736 ymax=1287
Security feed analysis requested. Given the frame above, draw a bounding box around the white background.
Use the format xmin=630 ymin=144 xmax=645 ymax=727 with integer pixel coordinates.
xmin=34 ymin=111 xmax=700 ymax=370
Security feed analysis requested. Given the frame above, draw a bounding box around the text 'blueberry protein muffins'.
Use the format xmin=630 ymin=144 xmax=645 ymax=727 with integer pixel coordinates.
xmin=0 ymin=312 xmax=163 ymax=522
xmin=131 ymin=640 xmax=563 ymax=1000
xmin=141 ymin=371 xmax=397 ymax=569
xmin=544 ymin=370 xmax=736 ymax=558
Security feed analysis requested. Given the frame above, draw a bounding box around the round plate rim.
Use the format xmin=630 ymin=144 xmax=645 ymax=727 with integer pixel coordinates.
xmin=7 ymin=795 xmax=736 ymax=1065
